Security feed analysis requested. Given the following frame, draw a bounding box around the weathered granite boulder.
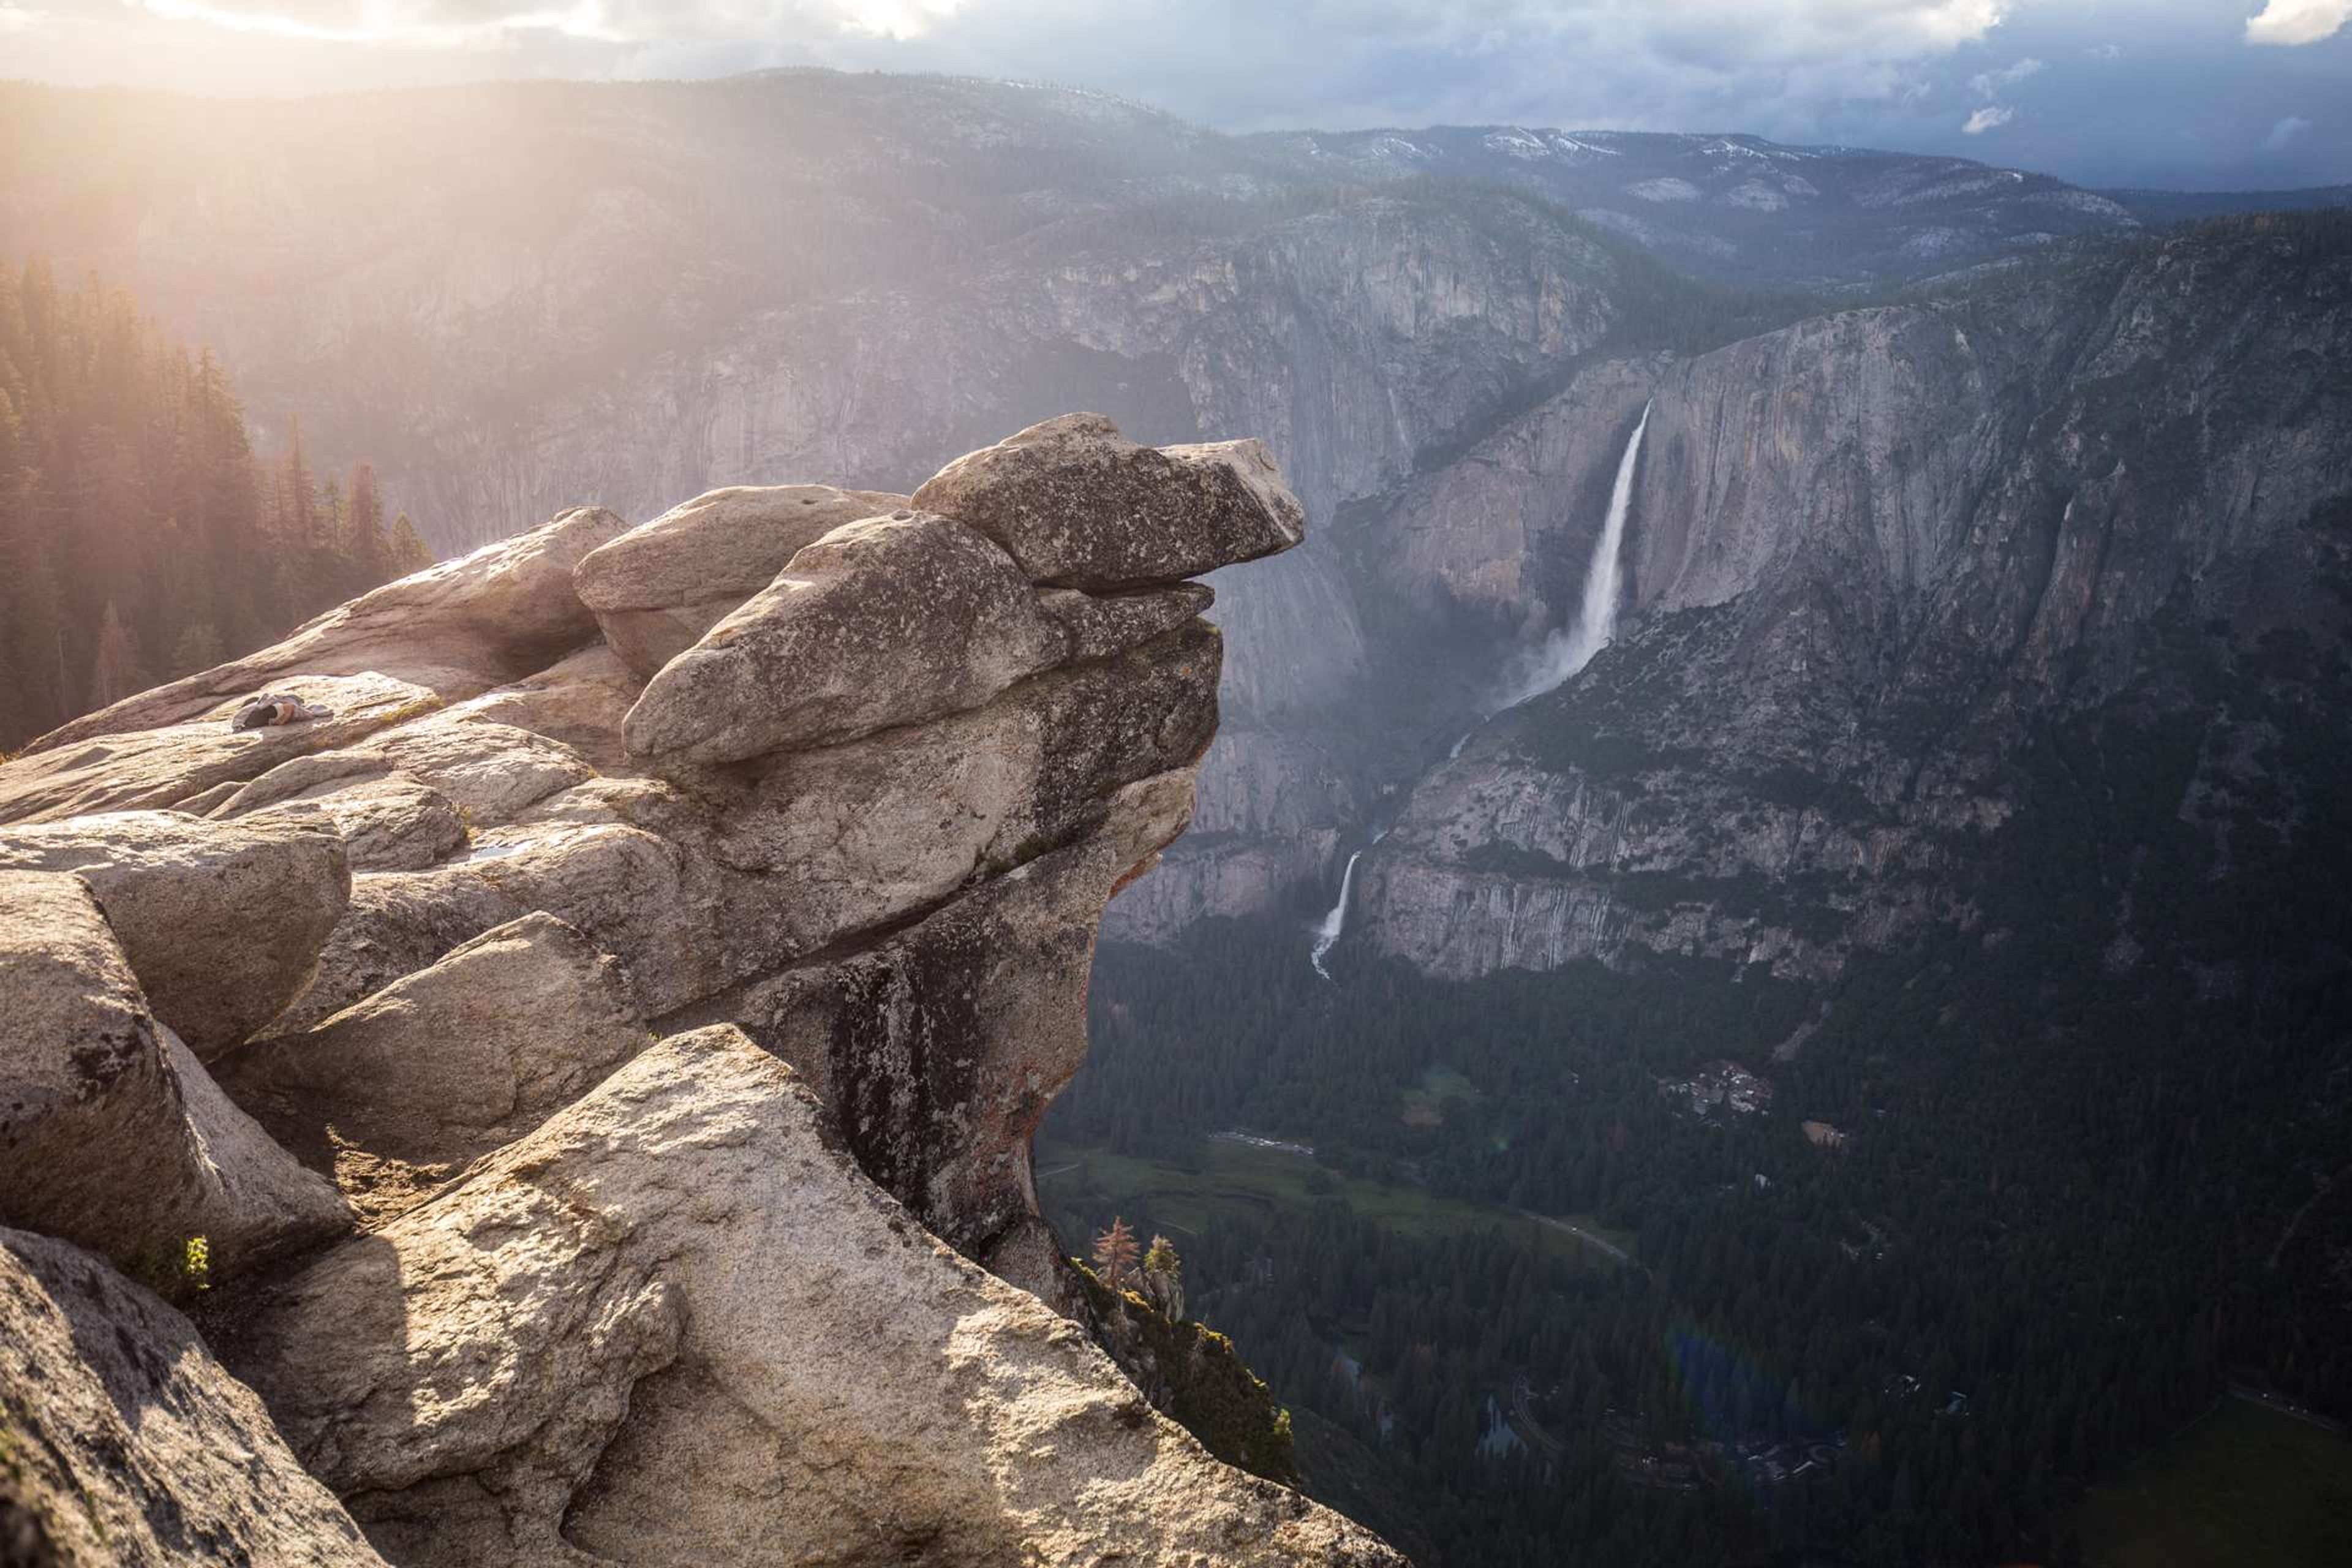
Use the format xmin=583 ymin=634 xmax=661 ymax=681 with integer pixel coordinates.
xmin=219 ymin=913 xmax=647 ymax=1222
xmin=700 ymin=620 xmax=1223 ymax=962
xmin=210 ymin=715 xmax=596 ymax=833
xmin=266 ymin=867 xmax=533 ymax=1037
xmin=431 ymin=641 xmax=647 ymax=774
xmin=250 ymin=624 xmax=1220 ymax=1049
xmin=235 ymin=774 xmax=470 ymax=873
xmin=913 ymin=413 xmax=1306 ymax=590
xmin=219 ymin=1025 xmax=1401 ymax=1568
xmin=1038 ymin=581 xmax=1215 ymax=662
xmin=574 ymin=483 xmax=908 ymax=677
xmin=697 ymin=769 xmax=1197 ymax=1272
xmin=21 ymin=505 xmax=627 ymax=753
xmin=0 ymin=671 xmax=442 ymax=826
xmin=0 ymin=810 xmax=350 ymax=1057
xmin=0 ymin=1226 xmax=388 ymax=1567
xmin=0 ymin=871 xmax=350 ymax=1276
xmin=622 ymin=510 xmax=1065 ymax=765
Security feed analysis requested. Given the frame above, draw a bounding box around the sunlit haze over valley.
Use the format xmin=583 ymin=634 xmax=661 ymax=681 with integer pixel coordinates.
xmin=1 ymin=5 xmax=2349 ymax=1567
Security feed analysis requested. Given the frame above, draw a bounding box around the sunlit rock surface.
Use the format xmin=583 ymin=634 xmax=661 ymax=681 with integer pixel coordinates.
xmin=913 ymin=413 xmax=1306 ymax=589
xmin=217 ymin=1027 xmax=1398 ymax=1568
xmin=0 ymin=1226 xmax=386 ymax=1568
xmin=0 ymin=810 xmax=351 ymax=1057
xmin=0 ymin=869 xmax=351 ymax=1278
xmin=575 ymin=483 xmax=910 ymax=677
xmin=0 ymin=417 xmax=1401 ymax=1565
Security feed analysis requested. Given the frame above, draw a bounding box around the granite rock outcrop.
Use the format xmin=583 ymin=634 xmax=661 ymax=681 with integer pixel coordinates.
xmin=0 ymin=418 xmax=1402 ymax=1566
xmin=0 ymin=1226 xmax=389 ymax=1568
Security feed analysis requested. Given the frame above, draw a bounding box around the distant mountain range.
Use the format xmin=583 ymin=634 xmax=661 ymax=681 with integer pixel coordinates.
xmin=2 ymin=69 xmax=2345 ymax=984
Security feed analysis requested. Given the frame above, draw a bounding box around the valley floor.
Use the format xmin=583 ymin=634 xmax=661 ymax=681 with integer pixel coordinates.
xmin=2076 ymin=1396 xmax=2352 ymax=1568
xmin=1036 ymin=1133 xmax=1634 ymax=1274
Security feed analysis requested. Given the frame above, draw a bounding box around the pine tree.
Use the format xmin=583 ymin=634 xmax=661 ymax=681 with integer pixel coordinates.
xmin=387 ymin=511 xmax=434 ymax=576
xmin=345 ymin=461 xmax=390 ymax=592
xmin=86 ymin=600 xmax=144 ymax=710
xmin=0 ymin=257 xmax=414 ymax=748
xmin=169 ymin=620 xmax=224 ymax=678
xmin=273 ymin=420 xmax=334 ymax=620
xmin=187 ymin=348 xmax=262 ymax=649
xmin=1093 ymin=1217 xmax=1141 ymax=1292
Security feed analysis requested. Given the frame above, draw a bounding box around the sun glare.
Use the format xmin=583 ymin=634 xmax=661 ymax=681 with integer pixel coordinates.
xmin=830 ymin=0 xmax=968 ymax=41
xmin=126 ymin=0 xmax=968 ymax=51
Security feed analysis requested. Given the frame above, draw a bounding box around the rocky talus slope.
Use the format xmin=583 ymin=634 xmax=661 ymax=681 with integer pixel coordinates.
xmin=0 ymin=417 xmax=1402 ymax=1566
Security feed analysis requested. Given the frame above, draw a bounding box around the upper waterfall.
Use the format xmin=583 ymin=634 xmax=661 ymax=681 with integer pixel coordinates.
xmin=1487 ymin=400 xmax=1651 ymax=714
xmin=1559 ymin=398 xmax=1650 ymax=678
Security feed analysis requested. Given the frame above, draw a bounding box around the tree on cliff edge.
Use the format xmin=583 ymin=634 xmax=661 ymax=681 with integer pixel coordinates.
xmin=1093 ymin=1218 xmax=1140 ymax=1292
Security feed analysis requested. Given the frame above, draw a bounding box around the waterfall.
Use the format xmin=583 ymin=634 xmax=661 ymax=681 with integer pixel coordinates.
xmin=1485 ymin=399 xmax=1651 ymax=715
xmin=1562 ymin=398 xmax=1649 ymax=675
xmin=1310 ymin=849 xmax=1365 ymax=980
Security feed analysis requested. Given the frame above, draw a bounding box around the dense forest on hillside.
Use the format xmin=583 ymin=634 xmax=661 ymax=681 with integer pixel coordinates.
xmin=0 ymin=259 xmax=431 ymax=750
xmin=1048 ymin=592 xmax=2352 ymax=1566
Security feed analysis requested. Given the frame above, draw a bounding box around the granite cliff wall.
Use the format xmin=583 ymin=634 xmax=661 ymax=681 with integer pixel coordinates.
xmin=1348 ymin=219 xmax=2352 ymax=980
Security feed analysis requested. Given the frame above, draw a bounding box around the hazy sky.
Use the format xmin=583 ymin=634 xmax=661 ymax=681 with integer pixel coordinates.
xmin=4 ymin=2 xmax=2348 ymax=189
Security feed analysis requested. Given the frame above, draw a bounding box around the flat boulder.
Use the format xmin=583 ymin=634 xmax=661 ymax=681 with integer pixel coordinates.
xmin=263 ymin=867 xmax=529 ymax=1038
xmin=434 ymin=643 xmax=647 ymax=773
xmin=265 ymin=818 xmax=709 ymax=1036
xmin=0 ymin=1226 xmax=388 ymax=1567
xmin=234 ymin=774 xmax=470 ymax=873
xmin=0 ymin=671 xmax=442 ymax=826
xmin=0 ymin=810 xmax=351 ymax=1057
xmin=575 ymin=484 xmax=908 ymax=677
xmin=221 ymin=1025 xmax=1402 ymax=1568
xmin=911 ymin=413 xmax=1306 ymax=590
xmin=219 ymin=913 xmax=649 ymax=1222
xmin=206 ymin=714 xmax=595 ymax=844
xmin=21 ymin=505 xmax=626 ymax=753
xmin=622 ymin=510 xmax=1063 ymax=765
xmin=0 ymin=871 xmax=351 ymax=1277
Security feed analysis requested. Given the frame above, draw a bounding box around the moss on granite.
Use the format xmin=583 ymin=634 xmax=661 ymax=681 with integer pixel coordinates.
xmin=1070 ymin=1259 xmax=1303 ymax=1488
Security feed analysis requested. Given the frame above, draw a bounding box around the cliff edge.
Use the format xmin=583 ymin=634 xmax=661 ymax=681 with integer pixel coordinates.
xmin=0 ymin=415 xmax=1404 ymax=1566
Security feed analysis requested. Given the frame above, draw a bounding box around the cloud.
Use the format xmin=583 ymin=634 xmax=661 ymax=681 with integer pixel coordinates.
xmin=1968 ymin=55 xmax=2043 ymax=96
xmin=128 ymin=1 xmax=968 ymax=50
xmin=7 ymin=0 xmax=2348 ymax=190
xmin=100 ymin=0 xmax=2015 ymax=77
xmin=2245 ymin=0 xmax=2352 ymax=45
xmin=2265 ymin=113 xmax=2313 ymax=148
